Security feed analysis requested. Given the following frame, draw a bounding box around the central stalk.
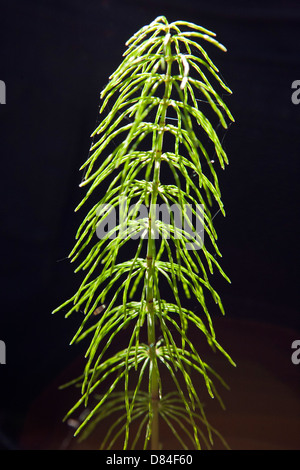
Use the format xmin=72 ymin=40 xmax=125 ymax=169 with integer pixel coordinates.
xmin=146 ymin=32 xmax=173 ymax=451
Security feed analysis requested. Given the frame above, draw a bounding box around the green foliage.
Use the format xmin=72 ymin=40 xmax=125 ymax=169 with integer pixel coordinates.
xmin=53 ymin=16 xmax=235 ymax=450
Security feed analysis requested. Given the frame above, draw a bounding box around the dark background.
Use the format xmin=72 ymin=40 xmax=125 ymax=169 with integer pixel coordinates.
xmin=0 ymin=0 xmax=299 ymax=450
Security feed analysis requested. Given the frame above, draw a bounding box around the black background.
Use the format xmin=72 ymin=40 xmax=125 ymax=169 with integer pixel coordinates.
xmin=0 ymin=0 xmax=299 ymax=450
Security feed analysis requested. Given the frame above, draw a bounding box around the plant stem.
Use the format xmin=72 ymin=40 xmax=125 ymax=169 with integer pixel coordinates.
xmin=146 ymin=31 xmax=173 ymax=450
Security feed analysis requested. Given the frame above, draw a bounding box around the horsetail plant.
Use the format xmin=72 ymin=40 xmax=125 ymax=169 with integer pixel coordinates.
xmin=53 ymin=16 xmax=235 ymax=450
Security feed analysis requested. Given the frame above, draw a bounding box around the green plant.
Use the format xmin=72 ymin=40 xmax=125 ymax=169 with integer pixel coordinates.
xmin=53 ymin=16 xmax=235 ymax=450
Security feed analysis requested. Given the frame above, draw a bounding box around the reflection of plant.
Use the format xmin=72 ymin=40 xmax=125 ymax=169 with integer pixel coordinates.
xmin=53 ymin=16 xmax=235 ymax=450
